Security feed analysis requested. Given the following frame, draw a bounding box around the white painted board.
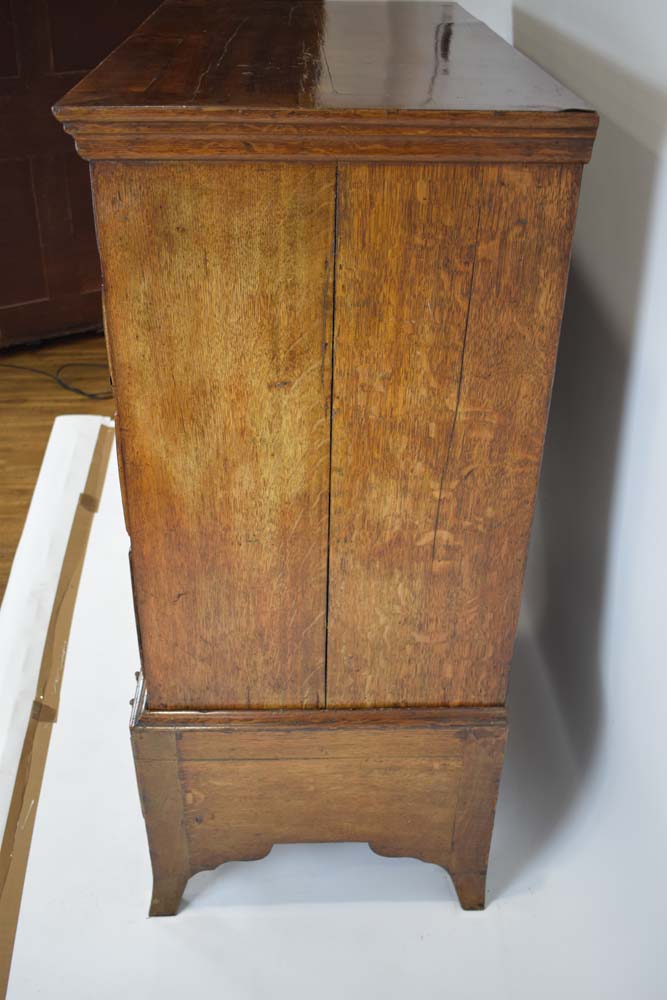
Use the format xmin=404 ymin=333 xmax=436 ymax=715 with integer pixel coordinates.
xmin=5 ymin=418 xmax=667 ymax=999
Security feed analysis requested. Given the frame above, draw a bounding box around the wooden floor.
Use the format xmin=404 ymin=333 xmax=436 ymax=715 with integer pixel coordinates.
xmin=0 ymin=332 xmax=114 ymax=601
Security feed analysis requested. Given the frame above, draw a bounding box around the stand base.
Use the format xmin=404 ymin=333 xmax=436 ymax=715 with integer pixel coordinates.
xmin=130 ymin=679 xmax=506 ymax=915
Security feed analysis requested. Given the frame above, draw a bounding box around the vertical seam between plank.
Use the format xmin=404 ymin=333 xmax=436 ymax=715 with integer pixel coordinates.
xmin=431 ymin=168 xmax=484 ymax=564
xmin=323 ymin=162 xmax=340 ymax=708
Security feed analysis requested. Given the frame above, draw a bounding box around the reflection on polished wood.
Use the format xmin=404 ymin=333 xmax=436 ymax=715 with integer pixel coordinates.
xmin=54 ymin=1 xmax=597 ymax=162
xmin=54 ymin=0 xmax=592 ymax=113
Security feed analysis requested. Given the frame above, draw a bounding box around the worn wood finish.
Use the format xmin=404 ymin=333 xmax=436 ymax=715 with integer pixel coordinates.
xmin=94 ymin=161 xmax=334 ymax=710
xmin=327 ymin=162 xmax=582 ymax=707
xmin=53 ymin=0 xmax=591 ymax=114
xmin=51 ymin=0 xmax=590 ymax=117
xmin=131 ymin=678 xmax=506 ymax=913
xmin=55 ymin=0 xmax=597 ymax=913
xmin=53 ymin=1 xmax=597 ymax=163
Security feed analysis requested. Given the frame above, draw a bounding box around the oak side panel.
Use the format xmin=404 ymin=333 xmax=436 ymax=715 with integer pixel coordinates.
xmin=327 ymin=163 xmax=582 ymax=707
xmin=94 ymin=162 xmax=335 ymax=709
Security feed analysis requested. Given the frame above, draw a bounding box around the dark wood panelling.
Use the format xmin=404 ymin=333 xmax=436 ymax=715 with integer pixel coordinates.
xmin=47 ymin=0 xmax=158 ymax=73
xmin=0 ymin=0 xmax=158 ymax=347
xmin=0 ymin=0 xmax=18 ymax=78
xmin=0 ymin=159 xmax=46 ymax=307
xmin=29 ymin=152 xmax=100 ymax=297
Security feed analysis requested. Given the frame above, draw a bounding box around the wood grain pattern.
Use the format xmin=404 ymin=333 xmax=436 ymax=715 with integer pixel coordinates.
xmin=57 ymin=116 xmax=597 ymax=164
xmin=130 ymin=677 xmax=507 ymax=914
xmin=94 ymin=161 xmax=335 ymax=710
xmin=183 ymin=756 xmax=463 ymax=864
xmin=53 ymin=0 xmax=591 ymax=113
xmin=132 ymin=733 xmax=191 ymax=917
xmin=129 ymin=677 xmax=505 ymax=760
xmin=53 ymin=0 xmax=597 ymax=163
xmin=327 ymin=162 xmax=582 ymax=707
xmin=447 ymin=725 xmax=506 ymax=905
xmin=52 ymin=0 xmax=598 ymax=914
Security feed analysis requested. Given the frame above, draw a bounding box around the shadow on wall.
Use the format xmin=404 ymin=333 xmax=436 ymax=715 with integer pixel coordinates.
xmin=492 ymin=7 xmax=666 ymax=895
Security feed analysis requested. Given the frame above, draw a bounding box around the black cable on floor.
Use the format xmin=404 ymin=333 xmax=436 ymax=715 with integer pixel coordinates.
xmin=0 ymin=361 xmax=113 ymax=400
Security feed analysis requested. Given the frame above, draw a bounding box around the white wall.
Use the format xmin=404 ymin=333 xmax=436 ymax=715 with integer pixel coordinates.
xmin=358 ymin=0 xmax=667 ymax=909
xmin=466 ymin=0 xmax=667 ymax=906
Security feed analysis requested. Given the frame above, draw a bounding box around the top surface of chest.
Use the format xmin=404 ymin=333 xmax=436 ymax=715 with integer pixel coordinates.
xmin=53 ymin=0 xmax=594 ymax=131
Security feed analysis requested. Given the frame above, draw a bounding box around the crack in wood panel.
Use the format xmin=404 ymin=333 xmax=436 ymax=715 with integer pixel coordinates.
xmin=326 ymin=162 xmax=582 ymax=707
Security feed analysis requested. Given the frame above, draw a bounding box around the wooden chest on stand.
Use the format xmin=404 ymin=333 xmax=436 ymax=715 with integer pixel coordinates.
xmin=55 ymin=0 xmax=597 ymax=913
